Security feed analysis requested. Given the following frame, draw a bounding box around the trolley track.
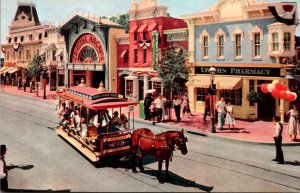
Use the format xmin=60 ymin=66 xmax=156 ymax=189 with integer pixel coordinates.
xmin=1 ymin=94 xmax=300 ymax=191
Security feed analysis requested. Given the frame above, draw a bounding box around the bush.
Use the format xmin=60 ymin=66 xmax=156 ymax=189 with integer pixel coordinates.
xmin=247 ymin=90 xmax=261 ymax=103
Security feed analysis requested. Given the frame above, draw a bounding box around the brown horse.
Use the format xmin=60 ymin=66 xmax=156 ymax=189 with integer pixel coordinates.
xmin=131 ymin=128 xmax=188 ymax=182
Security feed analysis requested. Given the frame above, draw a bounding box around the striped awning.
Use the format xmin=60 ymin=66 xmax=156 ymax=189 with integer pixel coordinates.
xmin=186 ymin=75 xmax=243 ymax=90
xmin=138 ymin=24 xmax=148 ymax=32
xmin=0 ymin=66 xmax=8 ymax=73
xmin=8 ymin=67 xmax=19 ymax=74
xmin=1 ymin=67 xmax=14 ymax=75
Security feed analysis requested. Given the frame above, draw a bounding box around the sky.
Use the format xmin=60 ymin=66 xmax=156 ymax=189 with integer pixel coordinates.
xmin=0 ymin=0 xmax=299 ymax=45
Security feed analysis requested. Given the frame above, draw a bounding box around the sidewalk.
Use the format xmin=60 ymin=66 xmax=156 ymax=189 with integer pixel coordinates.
xmin=1 ymin=85 xmax=299 ymax=145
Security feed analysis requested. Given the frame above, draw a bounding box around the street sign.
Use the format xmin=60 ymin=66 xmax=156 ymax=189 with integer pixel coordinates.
xmin=128 ymin=105 xmax=135 ymax=112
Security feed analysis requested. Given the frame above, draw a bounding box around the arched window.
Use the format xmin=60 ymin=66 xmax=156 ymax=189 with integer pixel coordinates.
xmin=79 ymin=46 xmax=98 ymax=63
xmin=199 ymin=29 xmax=210 ymax=59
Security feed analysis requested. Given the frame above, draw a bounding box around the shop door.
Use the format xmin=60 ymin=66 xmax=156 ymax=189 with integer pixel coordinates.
xmin=257 ymin=80 xmax=275 ymax=120
xmin=92 ymin=71 xmax=105 ymax=88
xmin=139 ymin=78 xmax=144 ymax=101
xmin=120 ymin=75 xmax=127 ymax=98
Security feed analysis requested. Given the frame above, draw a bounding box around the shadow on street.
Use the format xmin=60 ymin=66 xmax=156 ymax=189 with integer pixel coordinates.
xmin=142 ymin=168 xmax=214 ymax=192
xmin=7 ymin=164 xmax=34 ymax=171
xmin=7 ymin=188 xmax=70 ymax=192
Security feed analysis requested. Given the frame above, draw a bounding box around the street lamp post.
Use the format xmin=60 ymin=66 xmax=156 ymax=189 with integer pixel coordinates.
xmin=209 ymin=66 xmax=216 ymax=133
xmin=42 ymin=66 xmax=48 ymax=100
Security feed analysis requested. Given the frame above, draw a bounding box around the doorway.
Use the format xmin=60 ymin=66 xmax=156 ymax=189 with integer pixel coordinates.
xmin=139 ymin=77 xmax=144 ymax=101
xmin=257 ymin=80 xmax=275 ymax=120
xmin=120 ymin=75 xmax=127 ymax=98
xmin=92 ymin=71 xmax=105 ymax=88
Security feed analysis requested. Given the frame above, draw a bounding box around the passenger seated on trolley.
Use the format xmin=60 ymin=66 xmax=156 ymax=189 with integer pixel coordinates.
xmin=90 ymin=110 xmax=111 ymax=135
xmin=119 ymin=114 xmax=130 ymax=131
xmin=80 ymin=107 xmax=88 ymax=138
xmin=58 ymin=103 xmax=66 ymax=126
xmin=108 ymin=111 xmax=121 ymax=132
xmin=62 ymin=107 xmax=70 ymax=129
xmin=73 ymin=108 xmax=81 ymax=132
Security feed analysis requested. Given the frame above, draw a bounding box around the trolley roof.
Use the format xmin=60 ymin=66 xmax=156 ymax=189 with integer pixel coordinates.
xmin=57 ymin=86 xmax=137 ymax=110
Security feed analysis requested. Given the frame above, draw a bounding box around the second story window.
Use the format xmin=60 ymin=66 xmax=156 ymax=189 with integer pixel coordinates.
xmin=18 ymin=50 xmax=22 ymax=60
xmin=6 ymin=51 xmax=9 ymax=61
xmin=52 ymin=50 xmax=56 ymax=61
xmin=235 ymin=34 xmax=242 ymax=57
xmin=254 ymin=33 xmax=261 ymax=57
xmin=218 ymin=35 xmax=224 ymax=58
xmin=203 ymin=36 xmax=208 ymax=58
xmin=26 ymin=50 xmax=31 ymax=60
xmin=284 ymin=32 xmax=291 ymax=51
xmin=134 ymin=33 xmax=138 ymax=41
xmin=272 ymin=32 xmax=279 ymax=51
xmin=143 ymin=49 xmax=147 ymax=64
xmin=134 ymin=49 xmax=138 ymax=63
xmin=143 ymin=32 xmax=148 ymax=40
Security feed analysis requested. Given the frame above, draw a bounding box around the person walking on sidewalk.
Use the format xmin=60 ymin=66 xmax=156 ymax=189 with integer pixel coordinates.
xmin=150 ymin=101 xmax=157 ymax=125
xmin=272 ymin=116 xmax=284 ymax=164
xmin=23 ymin=78 xmax=26 ymax=92
xmin=286 ymin=104 xmax=299 ymax=142
xmin=203 ymin=93 xmax=210 ymax=121
xmin=17 ymin=76 xmax=22 ymax=90
xmin=216 ymin=97 xmax=226 ymax=130
xmin=173 ymin=95 xmax=183 ymax=123
xmin=0 ymin=144 xmax=8 ymax=192
xmin=144 ymin=93 xmax=152 ymax=121
xmin=155 ymin=95 xmax=164 ymax=123
xmin=225 ymin=101 xmax=235 ymax=130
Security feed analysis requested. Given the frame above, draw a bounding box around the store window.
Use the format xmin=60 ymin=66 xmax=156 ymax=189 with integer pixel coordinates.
xmin=272 ymin=33 xmax=279 ymax=51
xmin=196 ymin=88 xmax=207 ymax=101
xmin=284 ymin=32 xmax=291 ymax=51
xmin=126 ymin=80 xmax=133 ymax=97
xmin=220 ymin=89 xmax=242 ymax=106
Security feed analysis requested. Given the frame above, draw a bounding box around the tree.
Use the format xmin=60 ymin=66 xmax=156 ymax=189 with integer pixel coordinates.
xmin=155 ymin=45 xmax=190 ymax=96
xmin=109 ymin=14 xmax=129 ymax=32
xmin=26 ymin=55 xmax=45 ymax=82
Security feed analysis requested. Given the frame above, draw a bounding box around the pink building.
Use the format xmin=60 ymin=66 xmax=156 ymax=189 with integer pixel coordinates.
xmin=116 ymin=0 xmax=188 ymax=101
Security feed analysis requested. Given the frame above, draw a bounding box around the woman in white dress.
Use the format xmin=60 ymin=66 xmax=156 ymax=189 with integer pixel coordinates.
xmin=286 ymin=105 xmax=300 ymax=141
xmin=225 ymin=102 xmax=235 ymax=130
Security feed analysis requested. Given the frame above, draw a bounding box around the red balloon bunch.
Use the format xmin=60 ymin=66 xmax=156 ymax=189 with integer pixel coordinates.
xmin=260 ymin=80 xmax=297 ymax=102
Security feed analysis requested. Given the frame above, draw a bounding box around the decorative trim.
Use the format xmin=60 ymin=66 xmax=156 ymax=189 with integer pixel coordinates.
xmin=250 ymin=25 xmax=263 ymax=41
xmin=199 ymin=29 xmax=210 ymax=43
xmin=214 ymin=28 xmax=226 ymax=42
xmin=231 ymin=27 xmax=244 ymax=41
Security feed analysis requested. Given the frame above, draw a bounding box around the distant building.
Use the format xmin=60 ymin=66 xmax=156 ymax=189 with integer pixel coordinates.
xmin=116 ymin=0 xmax=188 ymax=101
xmin=182 ymin=0 xmax=298 ymax=120
xmin=0 ymin=1 xmax=52 ymax=86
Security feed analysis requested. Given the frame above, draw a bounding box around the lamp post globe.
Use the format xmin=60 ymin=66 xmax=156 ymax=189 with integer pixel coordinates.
xmin=209 ymin=66 xmax=216 ymax=133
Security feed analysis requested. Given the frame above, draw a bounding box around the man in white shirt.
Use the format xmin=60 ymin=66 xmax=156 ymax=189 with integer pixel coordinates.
xmin=173 ymin=96 xmax=183 ymax=122
xmin=155 ymin=95 xmax=164 ymax=123
xmin=215 ymin=97 xmax=226 ymax=130
xmin=0 ymin=145 xmax=8 ymax=192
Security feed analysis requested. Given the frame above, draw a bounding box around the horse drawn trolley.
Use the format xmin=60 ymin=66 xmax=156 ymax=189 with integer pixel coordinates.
xmin=56 ymin=83 xmax=137 ymax=163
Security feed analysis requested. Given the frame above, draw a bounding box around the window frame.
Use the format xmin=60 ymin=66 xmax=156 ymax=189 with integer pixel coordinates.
xmin=283 ymin=32 xmax=291 ymax=51
xmin=196 ymin=88 xmax=207 ymax=102
xmin=220 ymin=88 xmax=242 ymax=106
xmin=134 ymin=49 xmax=138 ymax=64
xmin=126 ymin=80 xmax=134 ymax=97
xmin=218 ymin=35 xmax=224 ymax=58
xmin=272 ymin=32 xmax=279 ymax=51
xmin=234 ymin=34 xmax=242 ymax=58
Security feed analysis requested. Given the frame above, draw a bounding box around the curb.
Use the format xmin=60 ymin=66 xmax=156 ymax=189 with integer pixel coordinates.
xmin=134 ymin=119 xmax=300 ymax=146
xmin=0 ymin=90 xmax=56 ymax=105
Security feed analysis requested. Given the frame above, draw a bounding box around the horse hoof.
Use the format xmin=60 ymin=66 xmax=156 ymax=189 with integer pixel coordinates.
xmin=132 ymin=170 xmax=138 ymax=173
xmin=139 ymin=168 xmax=145 ymax=173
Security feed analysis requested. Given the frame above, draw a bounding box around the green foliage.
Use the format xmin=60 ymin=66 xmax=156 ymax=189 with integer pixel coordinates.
xmin=247 ymin=90 xmax=262 ymax=103
xmin=109 ymin=14 xmax=129 ymax=32
xmin=26 ymin=55 xmax=45 ymax=81
xmin=155 ymin=45 xmax=190 ymax=95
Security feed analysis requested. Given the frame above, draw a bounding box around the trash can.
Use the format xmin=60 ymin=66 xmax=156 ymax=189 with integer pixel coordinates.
xmin=139 ymin=100 xmax=145 ymax=119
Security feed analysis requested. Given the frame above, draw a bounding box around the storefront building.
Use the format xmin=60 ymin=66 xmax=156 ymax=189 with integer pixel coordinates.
xmin=116 ymin=0 xmax=188 ymax=102
xmin=40 ymin=26 xmax=67 ymax=90
xmin=182 ymin=0 xmax=298 ymax=120
xmin=0 ymin=1 xmax=51 ymax=86
xmin=59 ymin=14 xmax=124 ymax=92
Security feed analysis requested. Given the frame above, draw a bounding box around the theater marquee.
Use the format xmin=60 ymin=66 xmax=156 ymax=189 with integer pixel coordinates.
xmin=195 ymin=66 xmax=282 ymax=77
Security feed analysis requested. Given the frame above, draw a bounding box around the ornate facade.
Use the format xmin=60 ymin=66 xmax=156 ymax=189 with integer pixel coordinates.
xmin=116 ymin=0 xmax=188 ymax=102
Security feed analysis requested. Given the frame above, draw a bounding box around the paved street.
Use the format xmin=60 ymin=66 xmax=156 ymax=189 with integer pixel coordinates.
xmin=0 ymin=92 xmax=300 ymax=192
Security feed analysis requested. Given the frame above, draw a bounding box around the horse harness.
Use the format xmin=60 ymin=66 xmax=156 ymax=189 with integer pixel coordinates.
xmin=137 ymin=130 xmax=176 ymax=152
